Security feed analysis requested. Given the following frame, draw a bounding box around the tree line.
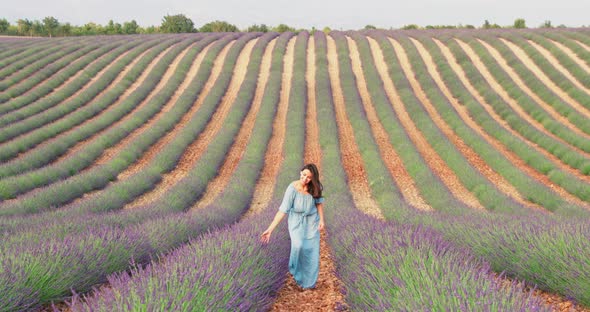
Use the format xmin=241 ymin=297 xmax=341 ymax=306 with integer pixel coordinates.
xmin=0 ymin=14 xmax=577 ymax=37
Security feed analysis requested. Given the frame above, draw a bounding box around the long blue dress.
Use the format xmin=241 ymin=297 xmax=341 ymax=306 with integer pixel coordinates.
xmin=279 ymin=183 xmax=324 ymax=289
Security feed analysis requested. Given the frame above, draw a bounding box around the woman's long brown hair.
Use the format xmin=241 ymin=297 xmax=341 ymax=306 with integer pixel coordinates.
xmin=302 ymin=163 xmax=323 ymax=198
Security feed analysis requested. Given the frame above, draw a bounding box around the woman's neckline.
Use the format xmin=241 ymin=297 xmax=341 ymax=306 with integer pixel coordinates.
xmin=292 ymin=182 xmax=311 ymax=196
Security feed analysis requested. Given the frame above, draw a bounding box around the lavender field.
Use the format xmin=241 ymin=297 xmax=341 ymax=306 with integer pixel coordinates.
xmin=1 ymin=28 xmax=590 ymax=311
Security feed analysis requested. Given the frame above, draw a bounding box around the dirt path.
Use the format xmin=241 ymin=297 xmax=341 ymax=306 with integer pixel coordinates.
xmin=458 ymin=39 xmax=590 ymax=143
xmin=193 ymin=38 xmax=277 ymax=210
xmin=245 ymin=37 xmax=296 ymax=217
xmin=270 ymin=36 xmax=348 ymax=312
xmin=409 ymin=37 xmax=545 ymax=211
xmin=326 ymin=35 xmax=384 ymax=219
xmin=49 ymin=45 xmax=166 ymax=162
xmin=126 ymin=38 xmax=257 ymax=208
xmin=94 ymin=41 xmax=200 ymax=165
xmin=346 ymin=37 xmax=432 ymax=211
xmin=118 ymin=41 xmax=234 ymax=180
xmin=368 ymin=37 xmax=485 ymax=210
xmin=304 ymin=37 xmax=322 ymax=167
xmin=435 ymin=38 xmax=590 ymax=208
xmin=549 ymin=39 xmax=590 ymax=73
xmin=496 ymin=38 xmax=590 ymax=120
xmin=457 ymin=39 xmax=590 ymax=185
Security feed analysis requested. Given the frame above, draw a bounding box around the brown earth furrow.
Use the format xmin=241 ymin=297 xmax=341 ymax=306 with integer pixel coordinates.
xmin=193 ymin=38 xmax=277 ymax=210
xmin=548 ymin=39 xmax=590 ymax=73
xmin=527 ymin=39 xmax=590 ymax=96
xmin=495 ymin=274 xmax=590 ymax=312
xmin=126 ymin=38 xmax=258 ymax=208
xmin=435 ymin=38 xmax=590 ymax=208
xmin=347 ymin=37 xmax=432 ymax=211
xmin=47 ymin=45 xmax=165 ymax=162
xmin=409 ymin=37 xmax=544 ymax=211
xmin=371 ymin=37 xmax=485 ymax=210
xmin=94 ymin=41 xmax=201 ymax=165
xmin=458 ymin=39 xmax=590 ymax=185
xmin=245 ymin=37 xmax=297 ymax=217
xmin=118 ymin=41 xmax=235 ymax=180
xmin=304 ymin=36 xmax=322 ymax=167
xmin=460 ymin=39 xmax=590 ymax=142
xmin=326 ymin=35 xmax=384 ymax=219
xmin=268 ymin=37 xmax=348 ymax=311
xmin=496 ymin=38 xmax=590 ymax=120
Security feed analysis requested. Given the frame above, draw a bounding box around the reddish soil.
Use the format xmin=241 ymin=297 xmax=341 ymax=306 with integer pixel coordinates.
xmin=326 ymin=35 xmax=384 ymax=219
xmin=346 ymin=37 xmax=432 ymax=211
xmin=369 ymin=37 xmax=485 ymax=210
xmin=304 ymin=37 xmax=322 ymax=167
xmin=458 ymin=39 xmax=590 ymax=186
xmin=126 ymin=39 xmax=257 ymax=208
xmin=496 ymin=38 xmax=590 ymax=121
xmin=495 ymin=274 xmax=590 ymax=312
xmin=245 ymin=37 xmax=296 ymax=217
xmin=435 ymin=38 xmax=590 ymax=209
xmin=194 ymin=38 xmax=277 ymax=210
xmin=119 ymin=41 xmax=233 ymax=180
xmin=409 ymin=37 xmax=545 ymax=212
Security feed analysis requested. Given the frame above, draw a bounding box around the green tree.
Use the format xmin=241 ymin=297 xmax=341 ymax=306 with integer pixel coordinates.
xmin=513 ymin=18 xmax=526 ymax=28
xmin=402 ymin=24 xmax=420 ymax=30
xmin=123 ymin=20 xmax=140 ymax=34
xmin=200 ymin=20 xmax=238 ymax=32
xmin=60 ymin=22 xmax=72 ymax=36
xmin=32 ymin=20 xmax=44 ymax=36
xmin=17 ymin=19 xmax=32 ymax=36
xmin=161 ymin=14 xmax=195 ymax=33
xmin=0 ymin=18 xmax=9 ymax=33
xmin=540 ymin=20 xmax=553 ymax=28
xmin=364 ymin=24 xmax=377 ymax=30
xmin=43 ymin=16 xmax=59 ymax=37
xmin=322 ymin=26 xmax=331 ymax=34
xmin=273 ymin=24 xmax=295 ymax=33
xmin=246 ymin=24 xmax=269 ymax=32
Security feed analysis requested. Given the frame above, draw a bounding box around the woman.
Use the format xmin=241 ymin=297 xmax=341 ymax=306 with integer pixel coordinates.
xmin=260 ymin=163 xmax=325 ymax=289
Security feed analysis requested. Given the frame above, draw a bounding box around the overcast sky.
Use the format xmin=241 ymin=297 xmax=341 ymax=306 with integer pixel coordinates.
xmin=4 ymin=0 xmax=589 ymax=30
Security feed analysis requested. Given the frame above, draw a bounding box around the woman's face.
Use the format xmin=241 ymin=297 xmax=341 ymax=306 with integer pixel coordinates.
xmin=300 ymin=169 xmax=313 ymax=186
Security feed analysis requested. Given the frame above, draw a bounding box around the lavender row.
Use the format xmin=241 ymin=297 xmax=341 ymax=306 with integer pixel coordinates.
xmin=0 ymin=37 xmax=76 ymax=82
xmin=0 ymin=37 xmax=95 ymax=94
xmin=0 ymin=36 xmax=171 ymax=164
xmin=0 ymin=39 xmax=114 ymax=116
xmin=0 ymin=36 xmax=194 ymax=204
xmin=0 ymin=36 xmax=137 ymax=127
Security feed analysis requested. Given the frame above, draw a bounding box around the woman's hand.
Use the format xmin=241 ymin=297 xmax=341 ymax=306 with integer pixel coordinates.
xmin=260 ymin=229 xmax=272 ymax=243
xmin=318 ymin=220 xmax=325 ymax=231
